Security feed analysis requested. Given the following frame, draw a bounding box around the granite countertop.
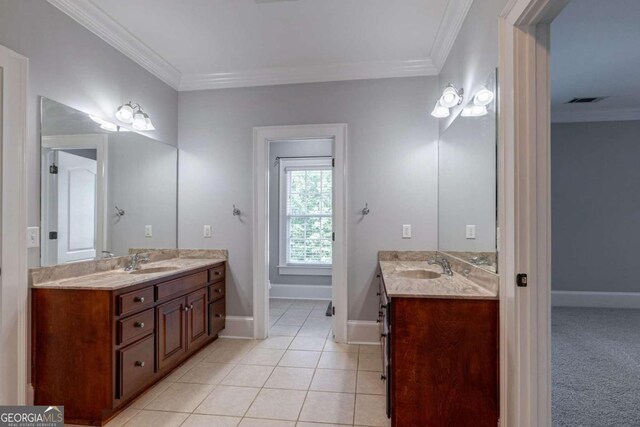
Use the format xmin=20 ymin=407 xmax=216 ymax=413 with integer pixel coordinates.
xmin=31 ymin=258 xmax=225 ymax=291
xmin=379 ymin=260 xmax=497 ymax=299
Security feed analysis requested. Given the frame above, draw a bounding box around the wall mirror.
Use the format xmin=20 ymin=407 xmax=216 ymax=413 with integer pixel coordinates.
xmin=40 ymin=97 xmax=178 ymax=266
xmin=438 ymin=70 xmax=498 ymax=272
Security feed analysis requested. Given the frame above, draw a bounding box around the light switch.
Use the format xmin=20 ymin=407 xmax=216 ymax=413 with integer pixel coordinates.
xmin=145 ymin=225 xmax=153 ymax=237
xmin=203 ymin=225 xmax=212 ymax=238
xmin=27 ymin=227 xmax=40 ymax=248
xmin=402 ymin=224 xmax=412 ymax=239
xmin=466 ymin=225 xmax=476 ymax=239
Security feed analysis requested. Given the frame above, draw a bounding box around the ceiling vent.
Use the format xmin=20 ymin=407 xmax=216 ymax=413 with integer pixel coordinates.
xmin=566 ymin=97 xmax=608 ymax=104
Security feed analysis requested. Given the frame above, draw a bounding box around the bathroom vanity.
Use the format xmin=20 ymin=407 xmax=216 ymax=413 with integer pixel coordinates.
xmin=378 ymin=253 xmax=499 ymax=427
xmin=31 ymin=256 xmax=226 ymax=426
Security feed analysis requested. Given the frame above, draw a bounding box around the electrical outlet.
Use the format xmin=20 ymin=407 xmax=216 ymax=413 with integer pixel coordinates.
xmin=145 ymin=225 xmax=153 ymax=237
xmin=402 ymin=224 xmax=412 ymax=239
xmin=203 ymin=225 xmax=212 ymax=238
xmin=27 ymin=227 xmax=40 ymax=248
xmin=466 ymin=225 xmax=476 ymax=239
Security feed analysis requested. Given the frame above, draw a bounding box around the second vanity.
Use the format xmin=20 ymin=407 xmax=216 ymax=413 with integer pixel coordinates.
xmin=31 ymin=250 xmax=227 ymax=426
xmin=378 ymin=251 xmax=499 ymax=427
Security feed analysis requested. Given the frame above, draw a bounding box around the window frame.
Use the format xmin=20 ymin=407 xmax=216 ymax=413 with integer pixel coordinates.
xmin=278 ymin=157 xmax=333 ymax=276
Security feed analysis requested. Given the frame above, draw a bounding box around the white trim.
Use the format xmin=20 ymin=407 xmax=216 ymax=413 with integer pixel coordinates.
xmin=551 ymin=108 xmax=640 ymax=123
xmin=430 ymin=0 xmax=475 ymax=71
xmin=347 ymin=321 xmax=379 ymax=345
xmin=253 ymin=124 xmax=348 ymax=342
xmin=46 ymin=0 xmax=181 ymax=89
xmin=0 ymin=43 xmax=29 ymax=405
xmin=269 ymin=284 xmax=332 ymax=300
xmin=41 ymin=134 xmax=109 ymax=266
xmin=180 ymin=59 xmax=437 ymax=91
xmin=278 ymin=266 xmax=332 ymax=276
xmin=218 ymin=316 xmax=254 ymax=339
xmin=552 ymin=291 xmax=640 ymax=309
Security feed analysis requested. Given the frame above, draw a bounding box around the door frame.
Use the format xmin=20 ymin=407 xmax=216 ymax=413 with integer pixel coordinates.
xmin=41 ymin=134 xmax=109 ymax=265
xmin=253 ymin=124 xmax=348 ymax=342
xmin=498 ymin=1 xmax=569 ymax=425
xmin=0 ymin=44 xmax=28 ymax=404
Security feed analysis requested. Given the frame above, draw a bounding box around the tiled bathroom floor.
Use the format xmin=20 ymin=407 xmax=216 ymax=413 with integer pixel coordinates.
xmin=84 ymin=299 xmax=388 ymax=427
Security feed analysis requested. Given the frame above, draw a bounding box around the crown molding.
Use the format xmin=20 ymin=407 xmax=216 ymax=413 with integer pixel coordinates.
xmin=551 ymin=107 xmax=640 ymax=123
xmin=47 ymin=0 xmax=181 ymax=90
xmin=430 ymin=0 xmax=474 ymax=71
xmin=179 ymin=58 xmax=438 ymax=91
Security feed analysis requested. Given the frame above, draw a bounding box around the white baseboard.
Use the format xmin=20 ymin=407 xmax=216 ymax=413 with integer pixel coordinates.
xmin=219 ymin=316 xmax=254 ymax=339
xmin=269 ymin=284 xmax=332 ymax=300
xmin=552 ymin=291 xmax=640 ymax=309
xmin=347 ymin=320 xmax=380 ymax=344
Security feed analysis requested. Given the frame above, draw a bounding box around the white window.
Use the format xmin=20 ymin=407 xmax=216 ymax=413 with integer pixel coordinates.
xmin=278 ymin=158 xmax=333 ymax=276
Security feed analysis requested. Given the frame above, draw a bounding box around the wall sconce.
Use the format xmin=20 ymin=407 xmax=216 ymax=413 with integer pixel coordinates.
xmin=430 ymin=84 xmax=464 ymax=118
xmin=431 ymin=101 xmax=450 ymax=118
xmin=461 ymin=86 xmax=494 ymax=117
xmin=115 ymin=101 xmax=156 ymax=131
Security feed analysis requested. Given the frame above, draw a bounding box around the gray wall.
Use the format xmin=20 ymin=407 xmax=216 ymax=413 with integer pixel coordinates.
xmin=269 ymin=139 xmax=332 ymax=288
xmin=0 ymin=0 xmax=178 ymax=266
xmin=552 ymin=120 xmax=640 ymax=293
xmin=437 ymin=0 xmax=507 ymax=132
xmin=178 ymin=77 xmax=440 ymax=320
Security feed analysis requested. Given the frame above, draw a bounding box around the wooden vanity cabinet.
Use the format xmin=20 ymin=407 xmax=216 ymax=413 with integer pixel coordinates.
xmin=377 ymin=267 xmax=499 ymax=427
xmin=32 ymin=261 xmax=226 ymax=426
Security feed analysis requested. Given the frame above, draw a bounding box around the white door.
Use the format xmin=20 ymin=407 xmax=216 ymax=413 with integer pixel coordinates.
xmin=55 ymin=151 xmax=98 ymax=263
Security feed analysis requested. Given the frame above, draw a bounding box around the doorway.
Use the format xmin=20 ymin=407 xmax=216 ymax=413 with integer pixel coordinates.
xmin=253 ymin=124 xmax=348 ymax=343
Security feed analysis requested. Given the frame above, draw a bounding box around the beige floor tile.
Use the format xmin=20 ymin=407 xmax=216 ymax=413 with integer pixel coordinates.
xmin=323 ymin=340 xmax=359 ymax=353
xmin=358 ymin=353 xmax=382 ymax=372
xmin=286 ymin=308 xmax=313 ymax=316
xmin=194 ymin=385 xmax=260 ymax=417
xmin=270 ymin=325 xmax=301 ymax=337
xmin=278 ymin=350 xmax=321 ymax=368
xmin=310 ymin=369 xmax=357 ymax=393
xmin=163 ymin=356 xmax=201 ymax=382
xmin=103 ymin=406 xmax=140 ymax=426
xmin=180 ymin=414 xmax=241 ymax=427
xmin=296 ymin=325 xmax=331 ymax=338
xmin=239 ymin=418 xmax=296 ymax=427
xmin=177 ymin=362 xmax=235 ymax=385
xmin=205 ymin=345 xmax=254 ymax=364
xmin=264 ymin=366 xmax=315 ymax=390
xmin=270 ymin=315 xmax=281 ymax=326
xmin=221 ymin=364 xmax=274 ymax=387
xmin=318 ymin=352 xmax=358 ymax=370
xmin=275 ymin=317 xmax=307 ymax=327
xmin=290 ymin=337 xmax=326 ymax=351
xmin=359 ymin=345 xmax=382 ymax=355
xmin=145 ymin=382 xmax=214 ymax=413
xmin=356 ymin=371 xmax=385 ymax=395
xmin=296 ymin=423 xmax=349 ymax=427
xmin=240 ymin=348 xmax=286 ymax=366
xmin=256 ymin=336 xmax=294 ymax=349
xmin=245 ymin=388 xmax=307 ymax=421
xmin=354 ymin=394 xmax=387 ymax=426
xmin=269 ymin=307 xmax=287 ymax=316
xmin=122 ymin=410 xmax=188 ymax=427
xmin=129 ymin=378 xmax=173 ymax=409
xmin=299 ymin=391 xmax=355 ymax=425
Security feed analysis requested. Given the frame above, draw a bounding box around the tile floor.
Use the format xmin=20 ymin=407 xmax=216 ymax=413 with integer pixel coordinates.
xmin=84 ymin=299 xmax=388 ymax=427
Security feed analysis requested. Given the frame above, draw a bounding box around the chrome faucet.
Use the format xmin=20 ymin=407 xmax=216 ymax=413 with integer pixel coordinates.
xmin=428 ymin=257 xmax=454 ymax=276
xmin=125 ymin=252 xmax=150 ymax=272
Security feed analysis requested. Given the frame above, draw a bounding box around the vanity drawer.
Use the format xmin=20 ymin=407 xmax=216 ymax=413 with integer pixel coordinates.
xmin=208 ymin=281 xmax=225 ymax=301
xmin=209 ymin=298 xmax=226 ymax=336
xmin=156 ymin=271 xmax=208 ymax=301
xmin=118 ymin=286 xmax=154 ymax=316
xmin=117 ymin=334 xmax=155 ymax=399
xmin=209 ymin=265 xmax=225 ymax=283
xmin=117 ymin=308 xmax=154 ymax=346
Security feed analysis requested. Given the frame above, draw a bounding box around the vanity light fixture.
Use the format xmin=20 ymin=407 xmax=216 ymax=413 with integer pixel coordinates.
xmin=439 ymin=84 xmax=464 ymax=108
xmin=430 ymin=100 xmax=451 ymax=118
xmin=461 ymin=104 xmax=488 ymax=117
xmin=115 ymin=101 xmax=155 ymax=131
xmin=473 ymin=87 xmax=494 ymax=106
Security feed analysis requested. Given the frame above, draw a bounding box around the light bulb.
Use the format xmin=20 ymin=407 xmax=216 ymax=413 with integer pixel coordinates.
xmin=439 ymin=85 xmax=462 ymax=108
xmin=144 ymin=116 xmax=155 ymax=131
xmin=461 ymin=105 xmax=488 ymax=117
xmin=473 ymin=87 xmax=494 ymax=106
xmin=431 ymin=101 xmax=450 ymax=118
xmin=115 ymin=103 xmax=134 ymax=123
xmin=132 ymin=111 xmax=147 ymax=130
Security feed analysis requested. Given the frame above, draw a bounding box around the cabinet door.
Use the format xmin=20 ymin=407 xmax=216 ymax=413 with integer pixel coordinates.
xmin=186 ymin=288 xmax=208 ymax=350
xmin=209 ymin=298 xmax=226 ymax=337
xmin=157 ymin=296 xmax=187 ymax=370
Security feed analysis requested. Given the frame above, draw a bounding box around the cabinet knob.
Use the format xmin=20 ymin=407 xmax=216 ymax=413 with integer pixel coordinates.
xmin=135 ymin=322 xmax=145 ymax=328
xmin=135 ymin=361 xmax=145 ymax=367
xmin=189 ymin=304 xmax=194 ymax=310
xmin=215 ymin=313 xmax=224 ymax=318
xmin=376 ymin=319 xmax=381 ymax=323
xmin=183 ymin=306 xmax=190 ymax=312
xmin=214 ymin=271 xmax=221 ymax=276
xmin=215 ymin=289 xmax=223 ymax=293
xmin=376 ymin=292 xmax=381 ymax=296
xmin=381 ymin=374 xmax=387 ymax=381
xmin=381 ymin=333 xmax=387 ymax=338
xmin=134 ymin=296 xmax=145 ymax=303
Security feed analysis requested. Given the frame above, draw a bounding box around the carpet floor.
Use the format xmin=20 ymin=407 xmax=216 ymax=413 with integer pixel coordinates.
xmin=552 ymin=307 xmax=640 ymax=426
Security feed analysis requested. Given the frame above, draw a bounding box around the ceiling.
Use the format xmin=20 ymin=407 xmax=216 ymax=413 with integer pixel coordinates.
xmin=551 ymin=0 xmax=640 ymax=122
xmin=47 ymin=0 xmax=474 ymax=91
